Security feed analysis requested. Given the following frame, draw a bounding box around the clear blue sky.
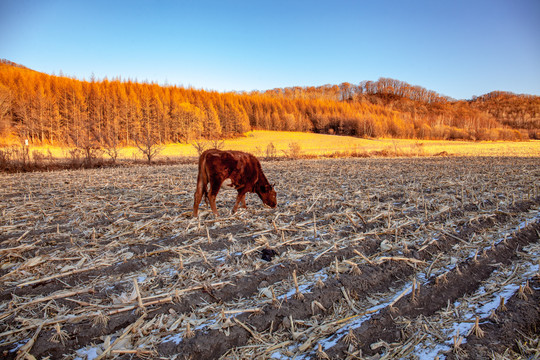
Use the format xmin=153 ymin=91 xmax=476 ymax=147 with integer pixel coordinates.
xmin=1 ymin=0 xmax=539 ymax=99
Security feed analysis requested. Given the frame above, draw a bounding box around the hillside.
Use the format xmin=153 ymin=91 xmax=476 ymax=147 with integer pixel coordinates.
xmin=262 ymin=79 xmax=540 ymax=139
xmin=1 ymin=60 xmax=538 ymax=149
xmin=469 ymin=91 xmax=540 ymax=130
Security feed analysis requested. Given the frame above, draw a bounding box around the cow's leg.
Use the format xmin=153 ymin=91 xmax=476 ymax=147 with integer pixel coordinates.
xmin=193 ymin=178 xmax=206 ymax=216
xmin=208 ymin=179 xmax=221 ymax=216
xmin=208 ymin=194 xmax=219 ymax=216
xmin=232 ymin=189 xmax=248 ymax=214
xmin=202 ymin=183 xmax=209 ymax=206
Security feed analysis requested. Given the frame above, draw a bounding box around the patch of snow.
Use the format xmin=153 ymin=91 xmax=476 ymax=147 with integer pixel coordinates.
xmin=215 ymin=249 xmax=228 ymax=262
xmin=269 ymin=351 xmax=290 ymax=359
xmin=2 ymin=340 xmax=26 ymax=352
xmin=195 ymin=319 xmax=217 ymax=330
xmin=280 ymin=283 xmax=309 ymax=300
xmin=161 ymin=267 xmax=178 ymax=277
xmin=270 ymin=344 xmax=299 ymax=359
xmin=162 ymin=333 xmax=184 ymax=345
xmin=74 ymin=345 xmax=100 ymax=360
xmin=278 ymin=269 xmax=328 ymax=300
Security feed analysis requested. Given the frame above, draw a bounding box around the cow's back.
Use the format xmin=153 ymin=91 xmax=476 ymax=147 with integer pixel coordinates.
xmin=201 ymin=149 xmax=238 ymax=180
xmin=202 ymin=149 xmax=259 ymax=186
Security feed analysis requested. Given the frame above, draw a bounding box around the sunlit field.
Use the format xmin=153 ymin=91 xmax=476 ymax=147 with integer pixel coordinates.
xmin=23 ymin=130 xmax=540 ymax=161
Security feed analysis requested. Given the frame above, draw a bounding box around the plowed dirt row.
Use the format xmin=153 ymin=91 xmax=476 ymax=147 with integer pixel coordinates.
xmin=447 ymin=276 xmax=540 ymax=359
xmin=319 ymin=220 xmax=540 ymax=359
xmin=0 ymin=157 xmax=538 ymax=359
xmin=151 ymin=199 xmax=536 ymax=357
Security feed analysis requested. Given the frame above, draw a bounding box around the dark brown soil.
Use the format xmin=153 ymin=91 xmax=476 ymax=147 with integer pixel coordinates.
xmin=0 ymin=157 xmax=538 ymax=360
xmin=323 ymin=220 xmax=540 ymax=359
xmin=446 ymin=277 xmax=540 ymax=360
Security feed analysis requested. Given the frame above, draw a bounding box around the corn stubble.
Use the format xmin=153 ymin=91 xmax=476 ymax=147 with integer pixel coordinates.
xmin=0 ymin=156 xmax=538 ymax=359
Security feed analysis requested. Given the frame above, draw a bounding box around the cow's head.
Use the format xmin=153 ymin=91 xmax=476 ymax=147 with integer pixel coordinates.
xmin=257 ymin=183 xmax=277 ymax=208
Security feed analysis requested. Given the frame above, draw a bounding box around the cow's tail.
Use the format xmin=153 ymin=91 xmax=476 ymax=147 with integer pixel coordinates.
xmin=194 ymin=152 xmax=208 ymax=215
xmin=198 ymin=152 xmax=209 ymax=201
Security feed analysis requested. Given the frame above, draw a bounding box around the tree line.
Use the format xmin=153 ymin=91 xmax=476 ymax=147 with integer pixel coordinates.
xmin=1 ymin=59 xmax=538 ymax=151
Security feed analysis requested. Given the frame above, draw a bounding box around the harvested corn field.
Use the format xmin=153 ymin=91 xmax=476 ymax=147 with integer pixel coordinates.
xmin=0 ymin=157 xmax=539 ymax=360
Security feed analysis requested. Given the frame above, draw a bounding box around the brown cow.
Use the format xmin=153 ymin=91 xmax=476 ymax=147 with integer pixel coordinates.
xmin=193 ymin=149 xmax=277 ymax=216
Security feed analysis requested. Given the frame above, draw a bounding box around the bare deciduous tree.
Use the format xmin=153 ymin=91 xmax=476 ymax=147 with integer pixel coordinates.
xmin=68 ymin=130 xmax=102 ymax=167
xmin=191 ymin=140 xmax=208 ymax=156
xmin=191 ymin=137 xmax=225 ymax=157
xmin=100 ymin=126 xmax=121 ymax=163
xmin=133 ymin=125 xmax=163 ymax=163
xmin=0 ymin=85 xmax=12 ymax=140
xmin=209 ymin=138 xmax=225 ymax=150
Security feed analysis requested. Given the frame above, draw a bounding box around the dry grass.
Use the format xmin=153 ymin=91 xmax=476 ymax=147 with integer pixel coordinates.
xmin=16 ymin=130 xmax=540 ymax=163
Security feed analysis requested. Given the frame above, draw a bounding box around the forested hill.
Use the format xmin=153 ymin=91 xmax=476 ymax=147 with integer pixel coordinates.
xmin=0 ymin=59 xmax=538 ymax=147
xmin=261 ymin=79 xmax=539 ymax=138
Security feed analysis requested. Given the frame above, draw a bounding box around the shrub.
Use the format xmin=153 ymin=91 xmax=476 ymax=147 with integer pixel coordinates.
xmin=528 ymin=129 xmax=540 ymax=140
xmin=192 ymin=140 xmax=208 ymax=156
xmin=266 ymin=142 xmax=277 ymax=159
xmin=0 ymin=147 xmax=14 ymax=171
xmin=67 ymin=148 xmax=84 ymax=168
xmin=412 ymin=142 xmax=425 ymax=156
xmin=286 ymin=142 xmax=302 ymax=159
xmin=446 ymin=127 xmax=470 ymax=140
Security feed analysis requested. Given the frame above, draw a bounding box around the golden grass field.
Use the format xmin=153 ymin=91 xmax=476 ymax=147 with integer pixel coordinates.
xmin=23 ymin=130 xmax=540 ymax=160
